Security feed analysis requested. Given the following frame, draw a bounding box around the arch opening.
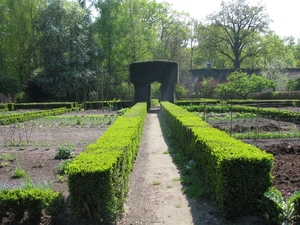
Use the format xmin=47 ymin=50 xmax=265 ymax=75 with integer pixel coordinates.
xmin=129 ymin=61 xmax=178 ymax=110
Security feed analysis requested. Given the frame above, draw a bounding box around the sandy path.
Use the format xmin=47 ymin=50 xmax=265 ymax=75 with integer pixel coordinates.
xmin=117 ymin=107 xmax=267 ymax=225
xmin=117 ymin=108 xmax=220 ymax=225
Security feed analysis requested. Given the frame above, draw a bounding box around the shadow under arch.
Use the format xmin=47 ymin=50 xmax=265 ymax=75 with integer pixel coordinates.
xmin=129 ymin=60 xmax=178 ymax=110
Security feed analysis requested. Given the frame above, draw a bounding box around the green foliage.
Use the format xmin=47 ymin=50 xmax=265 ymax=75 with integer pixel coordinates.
xmin=0 ymin=0 xmax=43 ymax=86
xmin=151 ymin=82 xmax=161 ymax=99
xmin=175 ymin=84 xmax=188 ymax=99
xmin=56 ymin=159 xmax=73 ymax=175
xmin=0 ymin=153 xmax=16 ymax=164
xmin=182 ymin=103 xmax=230 ymax=113
xmin=197 ymin=77 xmax=218 ymax=97
xmin=199 ymin=0 xmax=270 ymax=68
xmin=161 ymin=101 xmax=274 ymax=219
xmin=34 ymin=0 xmax=97 ymax=101
xmin=0 ymin=72 xmax=20 ymax=97
xmin=12 ymin=161 xmax=25 ymax=178
xmin=19 ymin=174 xmax=53 ymax=190
xmin=0 ymin=188 xmax=64 ymax=223
xmin=13 ymin=102 xmax=75 ymax=110
xmin=287 ymin=77 xmax=300 ymax=91
xmin=0 ymin=107 xmax=72 ymax=125
xmin=260 ymin=59 xmax=289 ymax=91
xmin=117 ymin=108 xmax=128 ymax=115
xmin=66 ymin=102 xmax=147 ymax=223
xmin=262 ymin=187 xmax=300 ymax=225
xmin=54 ymin=143 xmax=74 ymax=160
xmin=182 ymin=102 xmax=300 ymax=124
xmin=216 ymin=71 xmax=275 ymax=99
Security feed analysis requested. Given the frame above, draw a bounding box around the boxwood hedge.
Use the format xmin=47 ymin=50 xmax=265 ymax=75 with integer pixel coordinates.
xmin=66 ymin=102 xmax=147 ymax=222
xmin=161 ymin=101 xmax=274 ymax=219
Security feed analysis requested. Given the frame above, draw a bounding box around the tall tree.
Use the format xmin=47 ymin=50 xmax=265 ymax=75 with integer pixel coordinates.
xmin=195 ymin=23 xmax=233 ymax=69
xmin=201 ymin=0 xmax=271 ymax=69
xmin=261 ymin=33 xmax=295 ymax=67
xmin=156 ymin=7 xmax=189 ymax=62
xmin=260 ymin=59 xmax=289 ymax=91
xmin=0 ymin=0 xmax=44 ymax=84
xmin=33 ymin=0 xmax=94 ymax=100
xmin=94 ymin=0 xmax=123 ymax=82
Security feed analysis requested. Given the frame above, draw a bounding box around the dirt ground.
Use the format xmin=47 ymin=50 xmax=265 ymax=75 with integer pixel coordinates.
xmin=209 ymin=112 xmax=300 ymax=200
xmin=0 ymin=107 xmax=300 ymax=224
xmin=0 ymin=110 xmax=116 ymax=224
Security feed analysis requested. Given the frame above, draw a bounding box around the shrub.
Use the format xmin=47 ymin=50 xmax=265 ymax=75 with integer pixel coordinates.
xmin=12 ymin=162 xmax=26 ymax=178
xmin=261 ymin=187 xmax=300 ymax=225
xmin=66 ymin=102 xmax=147 ymax=223
xmin=0 ymin=188 xmax=64 ymax=223
xmin=54 ymin=144 xmax=74 ymax=159
xmin=56 ymin=159 xmax=72 ymax=174
xmin=161 ymin=101 xmax=273 ymax=219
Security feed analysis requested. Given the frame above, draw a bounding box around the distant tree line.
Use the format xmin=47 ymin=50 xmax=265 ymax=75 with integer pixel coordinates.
xmin=1 ymin=0 xmax=300 ymax=102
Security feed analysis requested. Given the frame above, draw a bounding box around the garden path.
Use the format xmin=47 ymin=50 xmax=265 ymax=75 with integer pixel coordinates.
xmin=117 ymin=107 xmax=264 ymax=225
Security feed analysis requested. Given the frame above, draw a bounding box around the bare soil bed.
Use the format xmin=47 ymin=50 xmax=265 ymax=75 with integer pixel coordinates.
xmin=0 ymin=107 xmax=300 ymax=224
xmin=208 ymin=107 xmax=300 ymax=200
xmin=0 ymin=110 xmax=116 ymax=224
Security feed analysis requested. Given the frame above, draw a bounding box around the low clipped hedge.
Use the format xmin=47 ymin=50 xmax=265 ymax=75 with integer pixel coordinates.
xmin=11 ymin=102 xmax=76 ymax=111
xmin=161 ymin=101 xmax=274 ymax=219
xmin=0 ymin=104 xmax=8 ymax=112
xmin=183 ymin=104 xmax=300 ymax=123
xmin=231 ymin=105 xmax=300 ymax=123
xmin=0 ymin=107 xmax=73 ymax=125
xmin=0 ymin=188 xmax=64 ymax=224
xmin=66 ymin=102 xmax=147 ymax=223
xmin=83 ymin=100 xmax=133 ymax=110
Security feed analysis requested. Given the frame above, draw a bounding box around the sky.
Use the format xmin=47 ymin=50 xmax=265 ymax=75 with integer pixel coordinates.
xmin=157 ymin=0 xmax=300 ymax=40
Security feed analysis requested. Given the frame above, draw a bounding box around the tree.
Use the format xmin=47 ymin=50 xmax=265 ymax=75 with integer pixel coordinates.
xmin=287 ymin=78 xmax=300 ymax=91
xmin=33 ymin=0 xmax=95 ymax=101
xmin=0 ymin=0 xmax=44 ymax=85
xmin=195 ymin=23 xmax=233 ymax=69
xmin=197 ymin=77 xmax=218 ymax=97
xmin=94 ymin=0 xmax=123 ymax=82
xmin=156 ymin=8 xmax=189 ymax=61
xmin=260 ymin=59 xmax=289 ymax=91
xmin=216 ymin=71 xmax=275 ymax=99
xmin=0 ymin=71 xmax=20 ymax=97
xmin=202 ymin=0 xmax=271 ymax=69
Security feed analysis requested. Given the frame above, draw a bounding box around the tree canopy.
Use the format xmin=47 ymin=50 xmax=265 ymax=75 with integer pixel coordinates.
xmin=1 ymin=0 xmax=300 ymax=101
xmin=199 ymin=0 xmax=271 ymax=69
xmin=216 ymin=71 xmax=275 ymax=99
xmin=31 ymin=0 xmax=95 ymax=101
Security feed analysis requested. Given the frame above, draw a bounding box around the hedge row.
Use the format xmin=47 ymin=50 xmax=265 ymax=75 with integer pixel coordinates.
xmin=176 ymin=99 xmax=300 ymax=107
xmin=8 ymin=102 xmax=76 ymax=111
xmin=231 ymin=105 xmax=300 ymax=123
xmin=0 ymin=188 xmax=64 ymax=224
xmin=183 ymin=104 xmax=300 ymax=123
xmin=0 ymin=104 xmax=8 ymax=112
xmin=0 ymin=107 xmax=73 ymax=125
xmin=161 ymin=101 xmax=274 ymax=219
xmin=66 ymin=102 xmax=147 ymax=223
xmin=83 ymin=100 xmax=133 ymax=110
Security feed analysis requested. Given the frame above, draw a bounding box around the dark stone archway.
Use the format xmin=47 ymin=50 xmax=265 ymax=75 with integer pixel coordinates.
xmin=129 ymin=60 xmax=178 ymax=110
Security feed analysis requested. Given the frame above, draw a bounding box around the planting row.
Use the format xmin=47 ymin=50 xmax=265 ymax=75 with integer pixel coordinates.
xmin=0 ymin=102 xmax=76 ymax=112
xmin=0 ymin=103 xmax=145 ymax=224
xmin=0 ymin=107 xmax=74 ymax=125
xmin=161 ymin=101 xmax=274 ymax=219
xmin=183 ymin=103 xmax=300 ymax=122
